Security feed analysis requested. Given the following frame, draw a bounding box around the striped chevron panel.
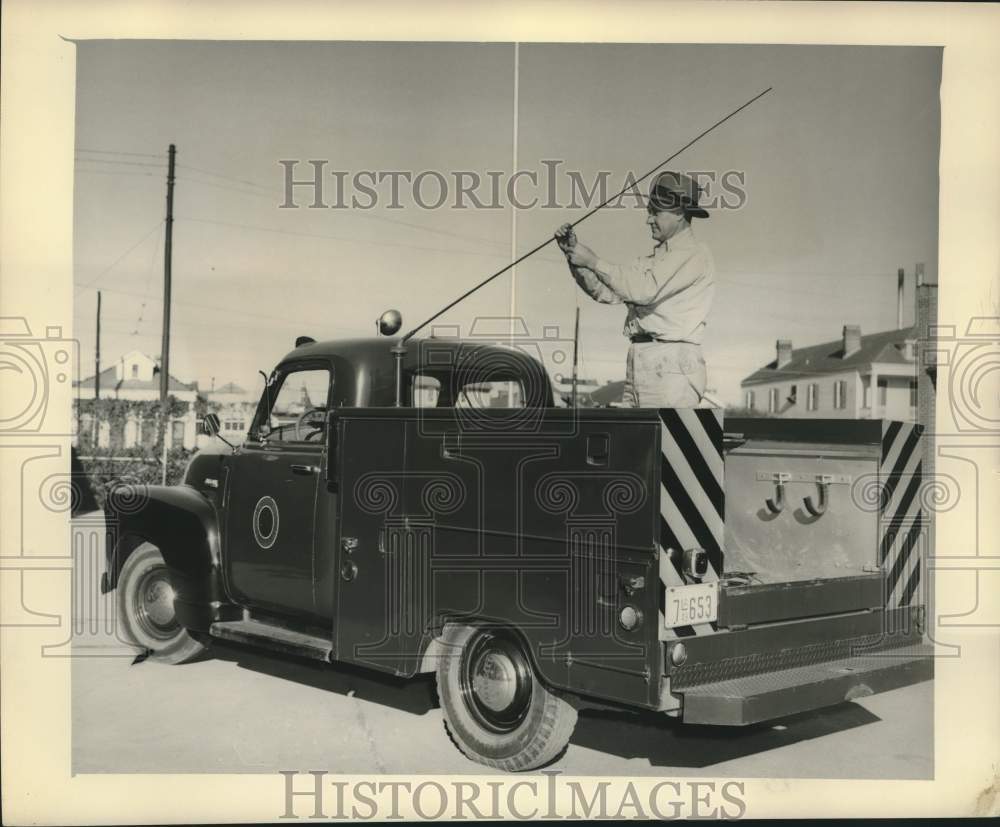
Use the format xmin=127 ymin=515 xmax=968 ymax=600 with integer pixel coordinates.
xmin=879 ymin=421 xmax=925 ymax=608
xmin=657 ymin=408 xmax=724 ymax=640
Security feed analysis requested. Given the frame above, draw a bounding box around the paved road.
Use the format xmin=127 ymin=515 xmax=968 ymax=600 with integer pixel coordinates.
xmin=69 ymin=514 xmax=932 ymax=777
xmin=72 ymin=626 xmax=933 ymax=777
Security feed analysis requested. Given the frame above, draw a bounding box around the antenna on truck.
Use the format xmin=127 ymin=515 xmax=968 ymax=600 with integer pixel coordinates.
xmin=391 ymin=86 xmax=773 ymax=406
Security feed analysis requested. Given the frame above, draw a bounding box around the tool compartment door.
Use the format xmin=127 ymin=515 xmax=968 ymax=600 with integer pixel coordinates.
xmin=719 ymin=418 xmax=925 ymax=626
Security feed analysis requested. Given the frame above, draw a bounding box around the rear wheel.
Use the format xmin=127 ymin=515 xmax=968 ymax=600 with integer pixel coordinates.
xmin=436 ymin=624 xmax=577 ymax=771
xmin=116 ymin=543 xmax=206 ymax=664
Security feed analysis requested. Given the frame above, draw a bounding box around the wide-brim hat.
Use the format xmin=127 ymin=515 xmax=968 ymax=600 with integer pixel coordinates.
xmin=648 ymin=171 xmax=709 ymax=218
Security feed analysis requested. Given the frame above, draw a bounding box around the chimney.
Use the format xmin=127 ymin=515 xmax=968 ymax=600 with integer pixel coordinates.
xmin=897 ymin=267 xmax=905 ymax=329
xmin=843 ymin=324 xmax=862 ymax=357
xmin=776 ymin=339 xmax=793 ymax=368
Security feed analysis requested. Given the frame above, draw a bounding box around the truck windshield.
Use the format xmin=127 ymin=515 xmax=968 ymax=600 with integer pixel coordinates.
xmin=258 ymin=366 xmax=331 ymax=442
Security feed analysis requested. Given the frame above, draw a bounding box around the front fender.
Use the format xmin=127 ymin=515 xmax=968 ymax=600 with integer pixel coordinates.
xmin=106 ymin=484 xmax=240 ymax=632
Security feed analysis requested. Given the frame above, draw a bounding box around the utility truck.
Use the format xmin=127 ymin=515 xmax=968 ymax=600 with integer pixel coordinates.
xmin=104 ymin=315 xmax=932 ymax=771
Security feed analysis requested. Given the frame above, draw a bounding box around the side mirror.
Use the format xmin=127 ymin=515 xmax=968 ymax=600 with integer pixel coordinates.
xmin=202 ymin=412 xmax=221 ymax=436
xmin=377 ymin=309 xmax=403 ymax=336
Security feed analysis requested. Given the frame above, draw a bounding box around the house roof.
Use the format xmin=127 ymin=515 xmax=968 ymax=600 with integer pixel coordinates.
xmin=75 ymin=364 xmax=197 ymax=392
xmin=211 ymin=382 xmax=246 ymax=394
xmin=742 ymin=326 xmax=916 ymax=387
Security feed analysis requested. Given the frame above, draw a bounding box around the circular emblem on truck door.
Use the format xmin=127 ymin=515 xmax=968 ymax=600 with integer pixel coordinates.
xmin=252 ymin=496 xmax=279 ymax=549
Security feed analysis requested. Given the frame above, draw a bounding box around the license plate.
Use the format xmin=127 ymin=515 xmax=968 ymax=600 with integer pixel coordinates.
xmin=665 ymin=582 xmax=718 ymax=627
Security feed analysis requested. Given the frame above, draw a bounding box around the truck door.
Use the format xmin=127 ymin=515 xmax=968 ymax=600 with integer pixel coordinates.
xmin=223 ymin=363 xmax=332 ymax=621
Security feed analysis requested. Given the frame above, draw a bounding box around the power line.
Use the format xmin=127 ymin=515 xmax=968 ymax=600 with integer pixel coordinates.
xmin=176 ymin=215 xmax=514 ymax=260
xmin=175 ymin=162 xmax=272 ymax=191
xmin=75 ymin=281 xmax=371 ymax=331
xmin=75 ymin=147 xmax=162 ymax=159
xmin=131 ymin=221 xmax=164 ymax=336
xmin=77 ymin=220 xmax=165 ymax=288
xmin=75 ymin=157 xmax=165 ymax=169
xmin=75 ymin=169 xmax=158 ymax=179
xmin=174 ymin=175 xmax=276 ymax=200
xmin=176 ymin=165 xmax=510 ymax=248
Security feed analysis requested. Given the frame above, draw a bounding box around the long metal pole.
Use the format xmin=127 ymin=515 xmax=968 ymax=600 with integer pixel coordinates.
xmin=508 ymin=42 xmax=520 ymax=406
xmin=159 ymin=144 xmax=176 ymax=483
xmin=93 ymin=290 xmax=101 ymax=445
xmin=399 ymin=87 xmax=772 ymax=347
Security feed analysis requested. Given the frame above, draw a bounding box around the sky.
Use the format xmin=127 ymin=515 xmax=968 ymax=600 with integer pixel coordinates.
xmin=72 ymin=41 xmax=941 ymax=404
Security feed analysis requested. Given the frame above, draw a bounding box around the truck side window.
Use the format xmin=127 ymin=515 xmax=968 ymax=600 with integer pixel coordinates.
xmin=259 ymin=367 xmax=332 ymax=443
xmin=411 ymin=374 xmax=441 ymax=408
xmin=456 ymin=380 xmax=524 ymax=408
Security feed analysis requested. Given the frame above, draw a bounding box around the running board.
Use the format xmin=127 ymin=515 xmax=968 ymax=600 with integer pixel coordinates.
xmin=678 ymin=644 xmax=934 ymax=726
xmin=209 ymin=619 xmax=333 ymax=662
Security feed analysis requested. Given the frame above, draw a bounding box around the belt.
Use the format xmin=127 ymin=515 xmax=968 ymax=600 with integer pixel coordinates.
xmin=629 ymin=334 xmax=698 ymax=344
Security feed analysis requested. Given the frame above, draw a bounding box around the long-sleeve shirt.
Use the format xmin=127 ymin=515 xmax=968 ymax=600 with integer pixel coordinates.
xmin=570 ymin=226 xmax=715 ymax=344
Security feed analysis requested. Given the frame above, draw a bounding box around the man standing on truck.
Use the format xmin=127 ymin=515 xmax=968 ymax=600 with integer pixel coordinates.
xmin=554 ymin=171 xmax=715 ymax=407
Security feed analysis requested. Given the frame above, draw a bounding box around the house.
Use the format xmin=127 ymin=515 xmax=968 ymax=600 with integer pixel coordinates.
xmin=741 ymin=324 xmax=918 ymax=421
xmin=75 ymin=349 xmax=199 ymax=402
xmin=74 ymin=350 xmax=200 ymax=449
xmin=201 ymin=381 xmax=258 ymax=445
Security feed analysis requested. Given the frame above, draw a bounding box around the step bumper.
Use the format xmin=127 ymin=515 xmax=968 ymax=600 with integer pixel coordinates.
xmin=677 ymin=643 xmax=934 ymax=726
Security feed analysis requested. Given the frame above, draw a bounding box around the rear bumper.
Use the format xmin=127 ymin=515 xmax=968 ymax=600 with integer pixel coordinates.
xmin=678 ymin=643 xmax=933 ymax=725
xmin=665 ymin=606 xmax=932 ymax=725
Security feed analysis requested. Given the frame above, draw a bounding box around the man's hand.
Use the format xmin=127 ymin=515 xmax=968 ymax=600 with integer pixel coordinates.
xmin=555 ymin=223 xmax=577 ymax=253
xmin=554 ymin=223 xmax=598 ymax=269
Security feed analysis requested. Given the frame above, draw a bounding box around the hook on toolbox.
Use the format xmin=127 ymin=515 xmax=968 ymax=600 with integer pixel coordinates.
xmin=803 ymin=474 xmax=833 ymax=517
xmin=764 ymin=472 xmax=791 ymax=514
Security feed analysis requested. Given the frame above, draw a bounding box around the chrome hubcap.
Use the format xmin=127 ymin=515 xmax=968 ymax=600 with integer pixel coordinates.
xmin=133 ymin=566 xmax=179 ymax=640
xmin=459 ymin=631 xmax=533 ymax=733
xmin=471 ymin=651 xmax=518 ymax=712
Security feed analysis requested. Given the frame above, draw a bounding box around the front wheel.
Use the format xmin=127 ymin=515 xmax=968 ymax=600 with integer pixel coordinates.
xmin=116 ymin=543 xmax=206 ymax=664
xmin=436 ymin=624 xmax=577 ymax=771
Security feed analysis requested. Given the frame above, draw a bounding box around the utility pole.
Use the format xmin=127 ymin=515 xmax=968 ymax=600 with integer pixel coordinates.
xmin=159 ymin=144 xmax=176 ymax=483
xmin=897 ymin=267 xmax=905 ymax=329
xmin=95 ymin=291 xmax=102 ymax=400
xmin=93 ymin=291 xmax=101 ymax=445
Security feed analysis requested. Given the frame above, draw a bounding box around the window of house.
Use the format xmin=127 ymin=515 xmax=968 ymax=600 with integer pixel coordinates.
xmin=131 ymin=364 xmax=139 ymax=379
xmin=745 ymin=390 xmax=755 ymax=410
xmin=807 ymin=383 xmax=818 ymax=411
xmin=788 ymin=384 xmax=798 ymax=405
xmin=909 ymin=379 xmax=918 ymax=407
xmin=768 ymin=387 xmax=779 ymax=413
xmin=878 ymin=378 xmax=888 ymax=407
xmin=834 ymin=380 xmax=847 ymax=410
